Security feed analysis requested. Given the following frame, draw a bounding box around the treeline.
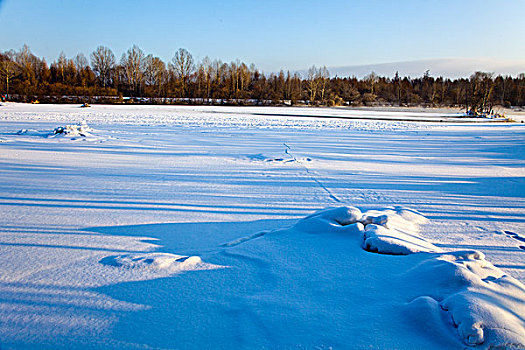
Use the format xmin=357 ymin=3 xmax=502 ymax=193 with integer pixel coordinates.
xmin=1 ymin=44 xmax=524 ymax=110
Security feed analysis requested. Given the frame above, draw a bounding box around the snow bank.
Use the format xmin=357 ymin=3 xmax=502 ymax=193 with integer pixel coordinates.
xmin=290 ymin=206 xmax=525 ymax=348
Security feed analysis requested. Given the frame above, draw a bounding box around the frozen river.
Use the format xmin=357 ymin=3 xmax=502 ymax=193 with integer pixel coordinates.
xmin=0 ymin=103 xmax=523 ymax=349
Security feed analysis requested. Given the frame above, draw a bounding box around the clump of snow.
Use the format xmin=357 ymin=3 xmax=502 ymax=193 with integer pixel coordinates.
xmin=244 ymin=148 xmax=312 ymax=164
xmin=360 ymin=207 xmax=439 ymax=254
xmin=16 ymin=128 xmax=46 ymax=136
xmin=245 ymin=153 xmax=295 ymax=163
xmin=53 ymin=121 xmax=92 ymax=137
xmin=100 ymin=252 xmax=207 ymax=273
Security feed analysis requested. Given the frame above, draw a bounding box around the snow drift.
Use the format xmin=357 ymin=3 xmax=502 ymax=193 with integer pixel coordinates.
xmin=294 ymin=205 xmax=440 ymax=254
xmin=101 ymin=252 xmax=206 ymax=272
xmin=220 ymin=206 xmax=525 ymax=349
xmin=291 ymin=206 xmax=525 ymax=348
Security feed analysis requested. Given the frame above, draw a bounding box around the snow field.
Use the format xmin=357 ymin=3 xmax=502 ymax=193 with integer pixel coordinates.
xmin=0 ymin=103 xmax=523 ymax=349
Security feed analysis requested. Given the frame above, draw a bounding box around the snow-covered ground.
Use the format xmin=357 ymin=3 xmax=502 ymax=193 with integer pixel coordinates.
xmin=0 ymin=103 xmax=524 ymax=349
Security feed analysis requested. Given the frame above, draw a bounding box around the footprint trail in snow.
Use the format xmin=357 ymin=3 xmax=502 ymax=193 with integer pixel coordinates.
xmin=283 ymin=142 xmax=343 ymax=204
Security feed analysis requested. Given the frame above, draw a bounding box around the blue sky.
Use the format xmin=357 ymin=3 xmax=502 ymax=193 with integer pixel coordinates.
xmin=1 ymin=0 xmax=524 ymax=72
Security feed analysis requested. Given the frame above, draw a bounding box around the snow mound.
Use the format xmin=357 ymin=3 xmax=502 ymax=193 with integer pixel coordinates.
xmin=403 ymin=250 xmax=525 ymax=349
xmin=53 ymin=121 xmax=92 ymax=137
xmin=294 ymin=205 xmax=439 ymax=254
xmin=245 ymin=153 xmax=294 ymax=163
xmin=293 ymin=206 xmax=364 ymax=234
xmin=100 ymin=252 xmax=206 ymax=273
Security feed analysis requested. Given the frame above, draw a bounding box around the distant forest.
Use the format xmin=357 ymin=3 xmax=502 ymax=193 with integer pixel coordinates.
xmin=1 ymin=45 xmax=524 ymax=110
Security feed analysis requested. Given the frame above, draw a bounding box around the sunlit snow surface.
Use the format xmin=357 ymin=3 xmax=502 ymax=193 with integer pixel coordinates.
xmin=0 ymin=104 xmax=524 ymax=349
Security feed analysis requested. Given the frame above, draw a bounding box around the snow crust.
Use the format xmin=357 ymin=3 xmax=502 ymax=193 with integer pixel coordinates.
xmin=2 ymin=103 xmax=436 ymax=131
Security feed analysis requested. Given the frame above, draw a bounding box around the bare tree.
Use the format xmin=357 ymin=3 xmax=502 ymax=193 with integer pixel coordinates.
xmin=0 ymin=50 xmax=20 ymax=99
xmin=16 ymin=45 xmax=38 ymax=83
xmin=170 ymin=48 xmax=194 ymax=97
xmin=15 ymin=45 xmax=42 ymax=96
xmin=144 ymin=54 xmax=167 ymax=97
xmin=120 ymin=45 xmax=145 ymax=95
xmin=469 ymin=71 xmax=495 ymax=114
xmin=200 ymin=56 xmax=213 ymax=101
xmin=74 ymin=53 xmax=91 ymax=89
xmin=239 ymin=62 xmax=250 ymax=96
xmin=56 ymin=52 xmax=68 ymax=83
xmin=365 ymin=71 xmax=379 ymax=95
xmin=306 ymin=65 xmax=319 ymax=104
xmin=90 ymin=46 xmax=115 ymax=88
xmin=74 ymin=53 xmax=88 ymax=71
xmin=318 ymin=66 xmax=330 ymax=103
